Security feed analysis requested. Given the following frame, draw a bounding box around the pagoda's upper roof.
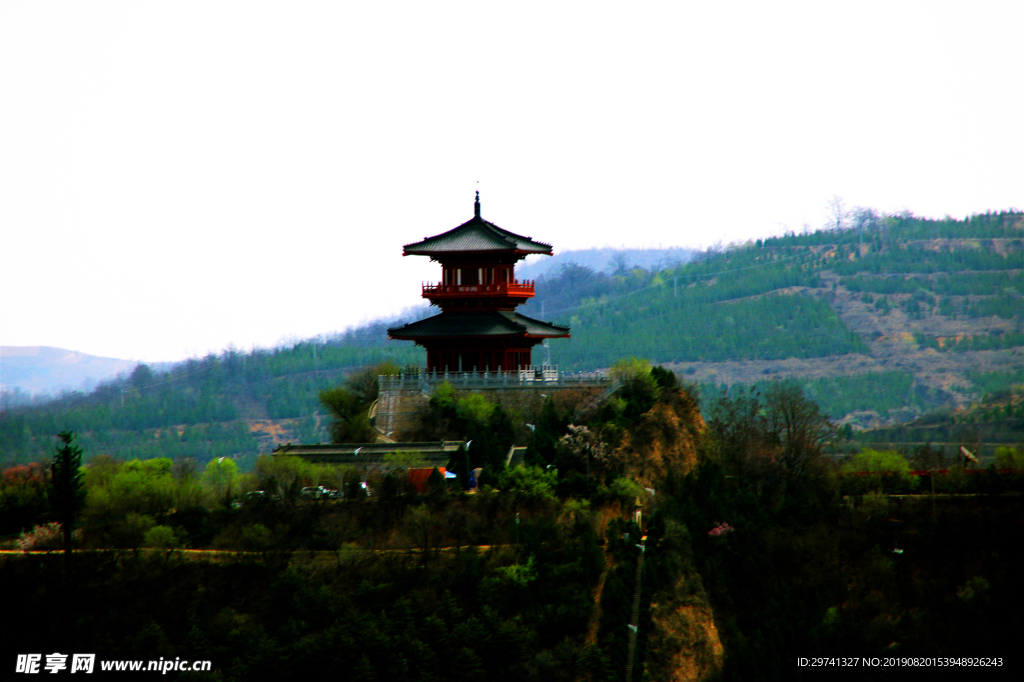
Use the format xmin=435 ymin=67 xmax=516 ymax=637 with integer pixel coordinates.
xmin=403 ymin=194 xmax=553 ymax=257
xmin=388 ymin=310 xmax=569 ymax=339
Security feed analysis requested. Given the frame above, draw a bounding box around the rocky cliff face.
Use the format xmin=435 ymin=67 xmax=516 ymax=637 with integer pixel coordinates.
xmin=613 ymin=389 xmax=724 ymax=681
xmin=616 ymin=388 xmax=705 ymax=490
xmin=646 ymin=596 xmax=724 ymax=682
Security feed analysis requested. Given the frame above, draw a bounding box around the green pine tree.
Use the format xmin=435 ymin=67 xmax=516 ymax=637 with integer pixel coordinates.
xmin=50 ymin=430 xmax=86 ymax=554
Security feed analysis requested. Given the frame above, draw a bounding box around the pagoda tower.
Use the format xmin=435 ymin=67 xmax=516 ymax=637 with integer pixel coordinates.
xmin=388 ymin=193 xmax=570 ymax=372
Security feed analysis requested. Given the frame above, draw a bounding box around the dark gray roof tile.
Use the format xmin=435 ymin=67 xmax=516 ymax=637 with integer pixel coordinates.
xmin=404 ymin=216 xmax=553 ymax=256
xmin=388 ymin=310 xmax=569 ymax=339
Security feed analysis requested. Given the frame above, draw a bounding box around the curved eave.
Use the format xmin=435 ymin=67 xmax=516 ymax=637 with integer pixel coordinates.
xmin=402 ymin=216 xmax=553 ymax=256
xmin=387 ymin=329 xmax=570 ymax=340
xmin=403 ymin=247 xmax=553 ymax=258
xmin=388 ymin=330 xmax=571 ymax=340
xmin=387 ymin=310 xmax=570 ymax=340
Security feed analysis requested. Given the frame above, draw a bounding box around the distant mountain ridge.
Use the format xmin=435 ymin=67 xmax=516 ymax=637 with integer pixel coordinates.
xmin=1 ymin=346 xmax=141 ymax=400
xmin=517 ymin=246 xmax=695 ymax=281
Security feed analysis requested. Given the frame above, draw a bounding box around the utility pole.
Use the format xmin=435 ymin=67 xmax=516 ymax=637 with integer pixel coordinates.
xmin=540 ymin=301 xmax=552 ymax=366
xmin=624 ymin=536 xmax=647 ymax=682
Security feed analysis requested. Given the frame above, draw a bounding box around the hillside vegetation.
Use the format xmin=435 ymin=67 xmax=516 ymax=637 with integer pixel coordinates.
xmin=531 ymin=211 xmax=1021 ymax=414
xmin=4 ymin=370 xmax=1021 ymax=681
xmin=1 ymin=210 xmax=1021 ymax=467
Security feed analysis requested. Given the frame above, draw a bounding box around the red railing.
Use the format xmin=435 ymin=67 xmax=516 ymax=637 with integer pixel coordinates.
xmin=843 ymin=469 xmax=1021 ymax=477
xmin=422 ymin=280 xmax=535 ymax=298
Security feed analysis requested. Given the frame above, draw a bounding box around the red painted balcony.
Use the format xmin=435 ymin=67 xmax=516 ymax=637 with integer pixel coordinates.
xmin=422 ymin=280 xmax=535 ymax=299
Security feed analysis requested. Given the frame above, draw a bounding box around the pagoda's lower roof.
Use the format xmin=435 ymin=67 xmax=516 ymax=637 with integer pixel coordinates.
xmin=388 ymin=310 xmax=570 ymax=339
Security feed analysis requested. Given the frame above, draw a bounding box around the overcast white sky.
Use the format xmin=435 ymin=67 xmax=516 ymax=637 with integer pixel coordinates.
xmin=2 ymin=1 xmax=1022 ymax=363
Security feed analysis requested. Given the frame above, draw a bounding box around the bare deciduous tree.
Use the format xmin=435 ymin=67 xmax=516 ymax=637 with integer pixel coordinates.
xmin=708 ymin=382 xmax=835 ymax=483
xmin=404 ymin=505 xmax=443 ymax=564
xmin=762 ymin=382 xmax=836 ymax=481
xmin=825 ymin=195 xmax=848 ymax=232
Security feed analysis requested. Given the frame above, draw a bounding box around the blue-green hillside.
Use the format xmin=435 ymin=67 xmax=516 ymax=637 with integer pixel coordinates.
xmin=1 ymin=210 xmax=1020 ymax=466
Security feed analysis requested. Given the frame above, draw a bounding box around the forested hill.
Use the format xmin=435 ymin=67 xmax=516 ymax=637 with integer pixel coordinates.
xmin=532 ymin=210 xmax=1020 ymax=365
xmin=530 ymin=209 xmax=1023 ymax=428
xmin=1 ymin=210 xmax=1021 ymax=466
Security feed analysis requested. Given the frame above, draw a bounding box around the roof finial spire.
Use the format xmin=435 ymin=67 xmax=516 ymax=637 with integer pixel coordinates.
xmin=474 ymin=184 xmax=480 ymax=218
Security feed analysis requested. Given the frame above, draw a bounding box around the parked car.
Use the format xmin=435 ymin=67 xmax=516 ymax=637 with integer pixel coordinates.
xmin=232 ymin=490 xmax=281 ymax=508
xmin=300 ymin=486 xmax=338 ymax=500
xmin=245 ymin=490 xmax=281 ymax=503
